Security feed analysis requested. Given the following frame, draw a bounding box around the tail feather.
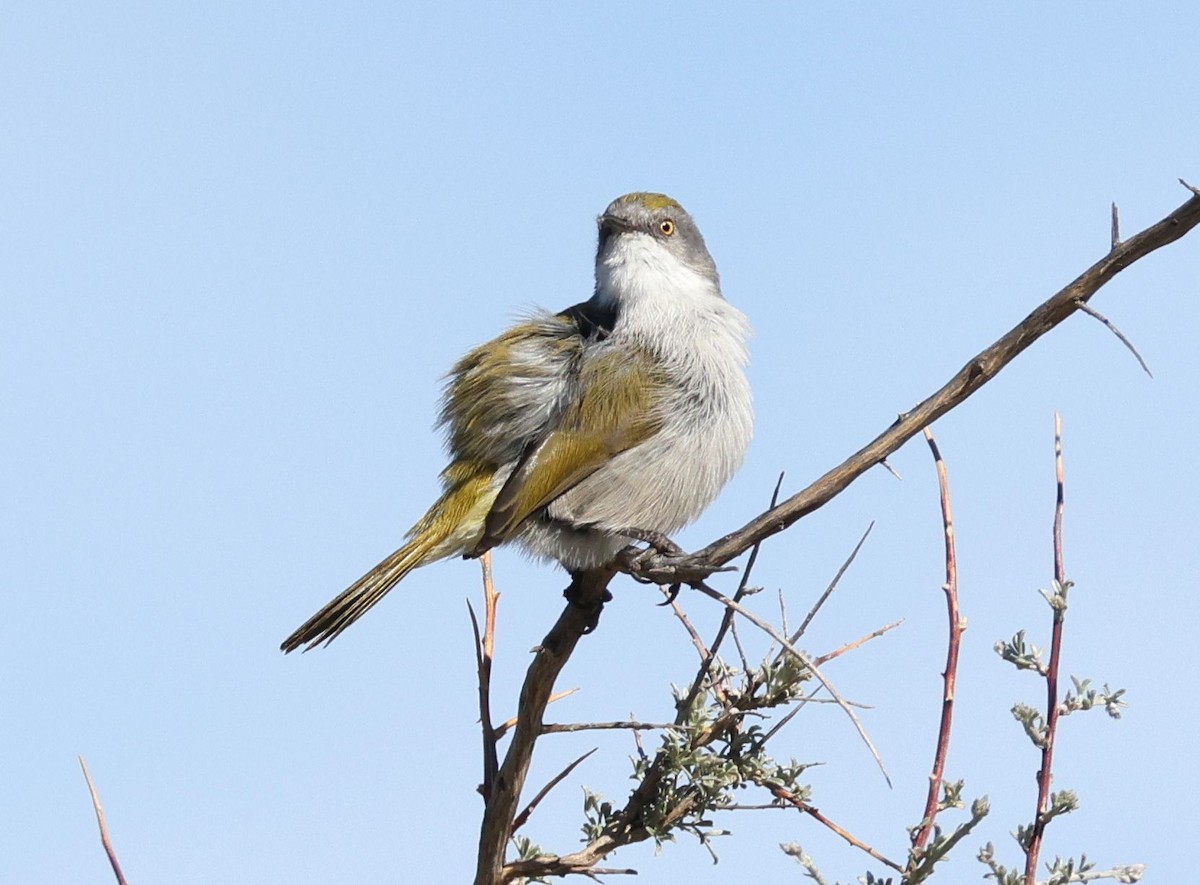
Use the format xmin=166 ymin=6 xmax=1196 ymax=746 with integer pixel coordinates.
xmin=280 ymin=534 xmax=442 ymax=653
xmin=281 ymin=461 xmax=497 ymax=653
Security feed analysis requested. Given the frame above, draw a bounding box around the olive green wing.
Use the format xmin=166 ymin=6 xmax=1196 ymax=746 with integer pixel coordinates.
xmin=474 ymin=347 xmax=667 ymax=552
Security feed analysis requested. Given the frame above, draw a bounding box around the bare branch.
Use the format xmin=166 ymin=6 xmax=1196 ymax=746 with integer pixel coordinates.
xmin=690 ymin=582 xmax=891 ymax=786
xmin=493 ymin=688 xmax=578 ymax=741
xmin=792 ymin=522 xmax=874 ymax=644
xmin=677 ymin=476 xmax=783 ymax=715
xmin=541 ymin=721 xmax=681 ymax=734
xmin=469 ymin=551 xmax=501 ymax=802
xmin=811 ymin=618 xmax=903 ymax=667
xmin=665 ymin=591 xmax=711 ymax=663
xmin=475 ymin=565 xmax=617 ymax=885
xmin=770 ymin=785 xmax=904 ymax=873
xmin=512 ymin=748 xmax=597 ymax=833
xmin=1074 ymin=300 xmax=1153 ymax=377
xmin=624 ymin=189 xmax=1200 ymax=585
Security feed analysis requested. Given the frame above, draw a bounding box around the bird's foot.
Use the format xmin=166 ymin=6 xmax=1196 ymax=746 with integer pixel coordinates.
xmin=563 ymin=576 xmax=613 ymax=635
xmin=615 ymin=526 xmax=686 ymax=558
xmin=611 ymin=528 xmax=735 ymax=606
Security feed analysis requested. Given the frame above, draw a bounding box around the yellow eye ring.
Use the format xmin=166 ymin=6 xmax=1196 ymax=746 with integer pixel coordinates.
xmin=658 ymin=219 xmax=676 ymax=236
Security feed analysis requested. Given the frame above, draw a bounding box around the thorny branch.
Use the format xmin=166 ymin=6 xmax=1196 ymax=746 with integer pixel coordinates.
xmin=910 ymin=429 xmax=965 ymax=857
xmin=474 ymin=565 xmax=617 ymax=885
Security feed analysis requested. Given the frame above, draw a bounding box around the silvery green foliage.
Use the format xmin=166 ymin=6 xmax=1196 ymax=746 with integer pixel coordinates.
xmin=978 ymin=577 xmax=1138 ymax=885
xmin=580 ymin=653 xmax=814 ymax=854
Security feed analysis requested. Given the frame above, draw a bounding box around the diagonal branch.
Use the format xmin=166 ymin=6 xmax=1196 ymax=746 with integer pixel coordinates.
xmin=626 ymin=186 xmax=1200 ymax=585
xmin=474 ymin=565 xmax=616 ymax=885
xmin=1074 ymin=300 xmax=1153 ymax=377
xmin=512 ymin=748 xmax=597 ymax=833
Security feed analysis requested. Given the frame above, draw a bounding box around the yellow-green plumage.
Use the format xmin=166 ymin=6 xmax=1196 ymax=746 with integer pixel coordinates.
xmin=279 ymin=461 xmax=496 ymax=651
xmin=281 ymin=191 xmax=752 ymax=653
xmin=479 ymin=346 xmax=667 ymax=549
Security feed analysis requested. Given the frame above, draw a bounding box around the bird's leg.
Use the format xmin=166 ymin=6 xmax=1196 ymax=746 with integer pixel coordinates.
xmin=562 ymin=568 xmax=614 ymax=635
xmin=612 ymin=529 xmax=689 ymax=605
xmin=614 ymin=526 xmax=686 ymax=559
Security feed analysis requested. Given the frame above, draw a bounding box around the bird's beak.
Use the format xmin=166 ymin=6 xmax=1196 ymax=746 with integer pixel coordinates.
xmin=597 ymin=213 xmax=632 ymax=247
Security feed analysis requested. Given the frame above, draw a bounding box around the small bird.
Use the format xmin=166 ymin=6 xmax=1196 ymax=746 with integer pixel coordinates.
xmin=282 ymin=193 xmax=752 ymax=652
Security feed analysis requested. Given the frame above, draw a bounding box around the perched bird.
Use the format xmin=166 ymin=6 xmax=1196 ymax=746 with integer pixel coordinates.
xmin=282 ymin=193 xmax=752 ymax=652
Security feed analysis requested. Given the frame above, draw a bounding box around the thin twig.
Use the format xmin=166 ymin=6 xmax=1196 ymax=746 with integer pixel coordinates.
xmin=78 ymin=756 xmax=129 ymax=885
xmin=729 ymin=617 xmax=752 ymax=676
xmin=630 ymin=716 xmax=649 ymax=762
xmin=792 ymin=523 xmax=874 ymax=644
xmin=763 ymin=690 xmax=877 ymax=750
xmin=494 ymin=689 xmax=578 ymax=740
xmin=469 ymin=551 xmax=501 ymax=801
xmin=692 ymin=582 xmax=891 ymax=786
xmin=1074 ymin=300 xmax=1153 ymax=377
xmin=812 ymin=619 xmax=903 ymax=667
xmin=1024 ymin=413 xmax=1069 ymax=884
xmin=770 ymin=784 xmax=904 ymax=873
xmin=911 ymin=428 xmax=965 ymax=855
xmin=1073 ymin=865 xmax=1146 ymax=882
xmin=677 ymin=476 xmax=782 ymax=715
xmin=511 ymin=748 xmax=597 ymax=833
xmin=666 ymin=592 xmax=710 ymax=662
xmin=541 ymin=721 xmax=682 ymax=734
xmin=1111 ymin=202 xmax=1121 ymax=250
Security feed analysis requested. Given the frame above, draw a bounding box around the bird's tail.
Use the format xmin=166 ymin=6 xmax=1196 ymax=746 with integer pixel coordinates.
xmin=281 ymin=463 xmax=495 ymax=653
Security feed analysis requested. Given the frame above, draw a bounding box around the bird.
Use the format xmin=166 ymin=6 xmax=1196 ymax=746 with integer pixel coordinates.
xmin=281 ymin=192 xmax=752 ymax=652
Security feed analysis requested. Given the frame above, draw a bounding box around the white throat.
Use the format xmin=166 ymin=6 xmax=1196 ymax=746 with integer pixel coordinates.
xmin=593 ymin=233 xmax=750 ymax=366
xmin=594 ymin=233 xmax=717 ymax=315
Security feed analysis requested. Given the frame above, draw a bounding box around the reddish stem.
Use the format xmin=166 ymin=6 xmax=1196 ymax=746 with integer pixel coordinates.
xmin=912 ymin=428 xmax=964 ymax=854
xmin=1024 ymin=413 xmax=1066 ymax=883
xmin=772 ymin=786 xmax=904 ymax=873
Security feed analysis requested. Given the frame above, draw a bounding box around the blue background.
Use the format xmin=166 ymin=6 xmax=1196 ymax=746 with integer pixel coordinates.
xmin=4 ymin=4 xmax=1197 ymax=882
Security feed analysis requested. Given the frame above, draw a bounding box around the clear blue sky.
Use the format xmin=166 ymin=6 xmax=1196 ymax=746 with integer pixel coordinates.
xmin=4 ymin=4 xmax=1198 ymax=883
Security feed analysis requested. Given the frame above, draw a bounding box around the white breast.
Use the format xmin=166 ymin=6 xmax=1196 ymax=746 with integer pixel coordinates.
xmin=538 ymin=233 xmax=753 ymax=559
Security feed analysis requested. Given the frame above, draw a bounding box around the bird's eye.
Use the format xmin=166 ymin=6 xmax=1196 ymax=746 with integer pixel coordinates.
xmin=659 ymin=219 xmax=676 ymax=236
